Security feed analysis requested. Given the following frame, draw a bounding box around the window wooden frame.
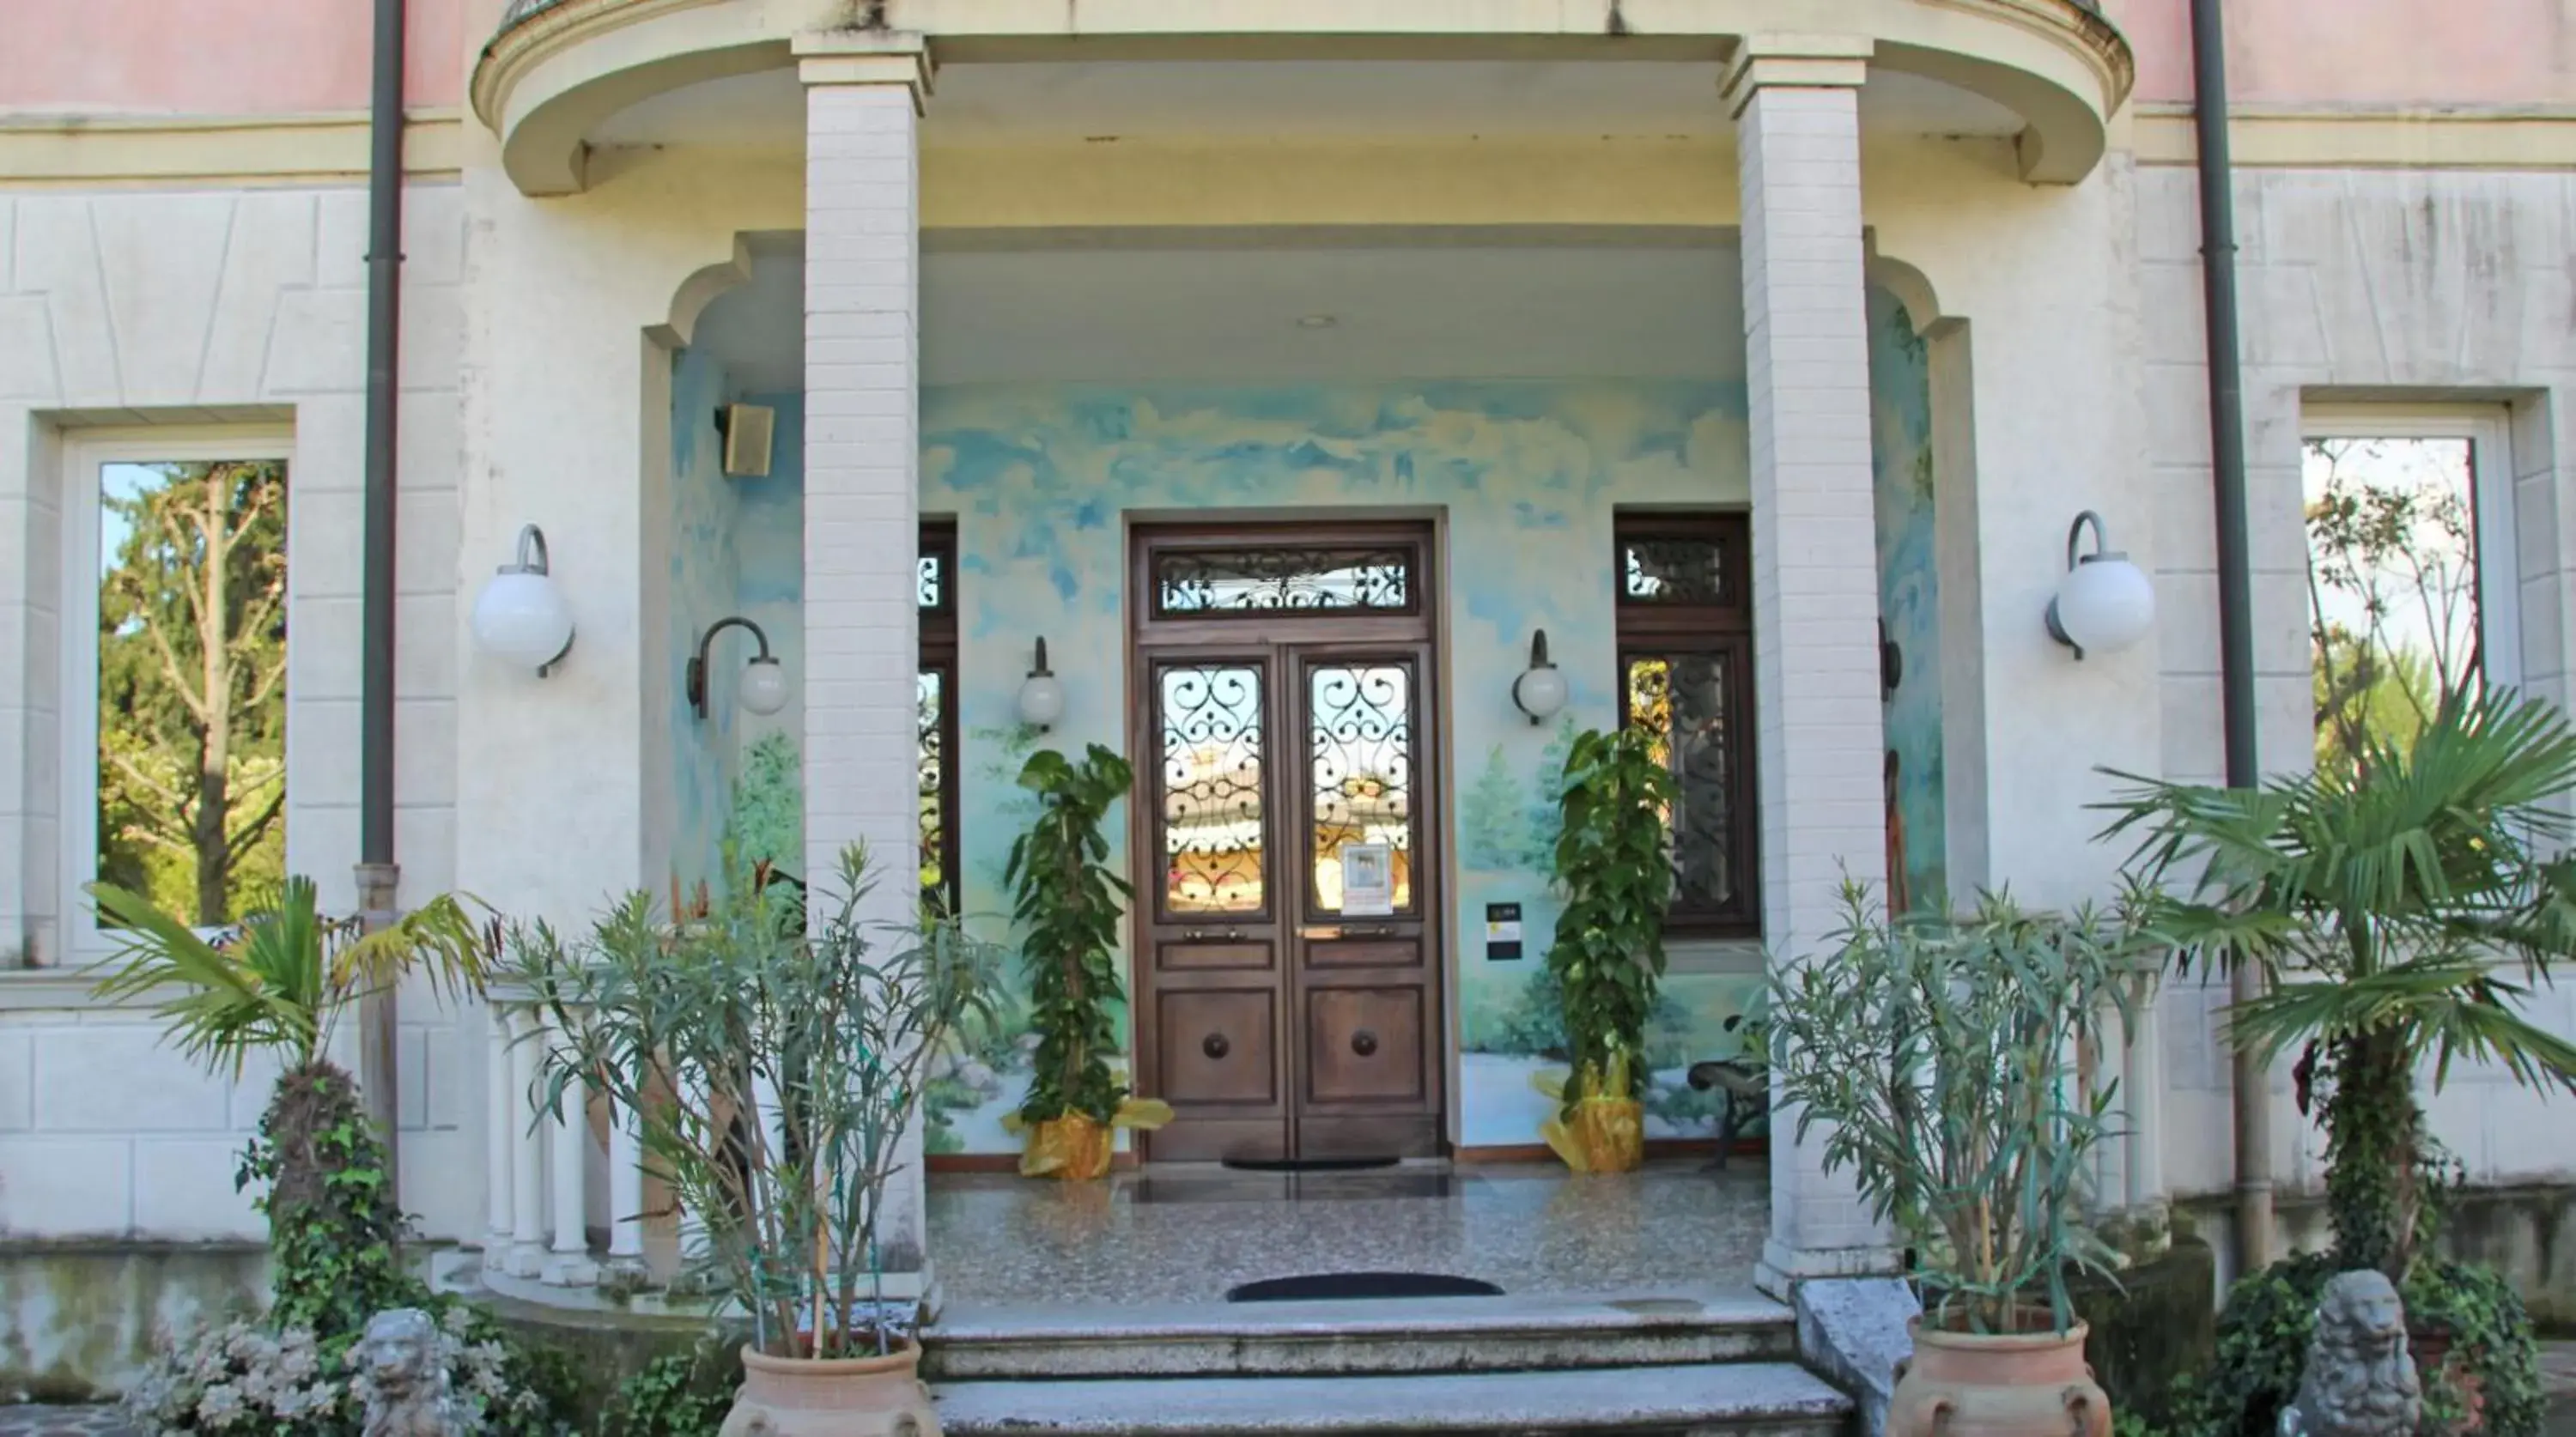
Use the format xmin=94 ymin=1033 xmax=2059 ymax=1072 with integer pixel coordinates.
xmin=1613 ymin=512 xmax=1759 ymax=938
xmin=918 ymin=519 xmax=961 ymax=917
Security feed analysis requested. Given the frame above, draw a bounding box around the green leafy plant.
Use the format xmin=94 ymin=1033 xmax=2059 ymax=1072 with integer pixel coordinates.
xmin=2103 ymin=689 xmax=2576 ymax=1279
xmin=513 ymin=845 xmax=1001 ymax=1361
xmin=601 ymin=1344 xmax=738 ymax=1437
xmin=1545 ymin=725 xmax=1676 ymax=1108
xmin=1005 ymin=744 xmax=1137 ymax=1127
xmin=1764 ymin=885 xmax=2153 ymax=1334
xmin=2161 ymin=1249 xmax=2543 ymax=1437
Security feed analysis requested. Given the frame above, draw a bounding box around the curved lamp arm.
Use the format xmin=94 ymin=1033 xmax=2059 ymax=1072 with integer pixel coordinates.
xmin=686 ymin=615 xmax=774 ymax=718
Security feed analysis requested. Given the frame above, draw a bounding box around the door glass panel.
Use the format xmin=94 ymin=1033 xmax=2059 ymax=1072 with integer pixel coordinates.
xmin=1307 ymin=663 xmax=1414 ymax=914
xmin=1626 ymin=653 xmax=1736 ymax=914
xmin=918 ymin=667 xmax=949 ymax=913
xmin=1154 ymin=547 xmax=1411 ymax=615
xmin=1162 ymin=664 xmax=1267 ymax=914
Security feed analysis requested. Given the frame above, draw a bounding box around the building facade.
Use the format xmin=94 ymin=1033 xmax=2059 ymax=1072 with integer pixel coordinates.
xmin=6 ymin=0 xmax=2576 ymax=1379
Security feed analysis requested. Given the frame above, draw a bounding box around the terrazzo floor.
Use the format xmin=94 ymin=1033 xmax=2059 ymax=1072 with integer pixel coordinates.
xmin=923 ymin=1157 xmax=1772 ymax=1307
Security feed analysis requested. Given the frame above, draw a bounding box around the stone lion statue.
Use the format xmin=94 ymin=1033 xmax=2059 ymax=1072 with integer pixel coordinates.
xmin=355 ymin=1308 xmax=461 ymax=1437
xmin=2279 ymin=1270 xmax=2421 ymax=1437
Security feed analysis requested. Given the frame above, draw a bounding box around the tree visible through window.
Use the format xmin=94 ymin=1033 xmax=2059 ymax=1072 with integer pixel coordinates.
xmin=95 ymin=458 xmax=289 ymax=925
xmin=2305 ymin=430 xmax=2502 ymax=775
xmin=919 ymin=521 xmax=959 ymax=916
xmin=1614 ymin=513 xmax=1758 ymax=936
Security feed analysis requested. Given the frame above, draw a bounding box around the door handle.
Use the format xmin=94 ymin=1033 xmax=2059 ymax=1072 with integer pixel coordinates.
xmin=1181 ymin=928 xmax=1252 ymax=943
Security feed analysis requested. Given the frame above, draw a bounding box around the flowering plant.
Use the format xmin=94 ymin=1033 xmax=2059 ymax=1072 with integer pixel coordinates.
xmin=125 ymin=1308 xmax=555 ymax=1435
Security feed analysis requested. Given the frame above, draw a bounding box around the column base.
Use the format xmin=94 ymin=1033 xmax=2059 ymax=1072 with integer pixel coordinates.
xmin=543 ymin=1250 xmax=601 ymax=1287
xmin=505 ymin=1241 xmax=550 ymax=1279
xmin=1756 ymin=1237 xmax=1903 ymax=1301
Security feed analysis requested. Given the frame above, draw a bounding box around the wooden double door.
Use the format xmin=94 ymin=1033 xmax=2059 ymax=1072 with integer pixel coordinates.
xmin=1129 ymin=524 xmax=1445 ymax=1163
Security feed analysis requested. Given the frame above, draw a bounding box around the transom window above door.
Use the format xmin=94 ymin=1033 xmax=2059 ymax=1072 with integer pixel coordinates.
xmin=1151 ymin=545 xmax=1415 ymax=617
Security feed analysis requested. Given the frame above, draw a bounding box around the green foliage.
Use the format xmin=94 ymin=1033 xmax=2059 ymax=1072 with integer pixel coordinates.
xmin=1481 ymin=965 xmax=1695 ymax=1065
xmin=241 ymin=1064 xmax=416 ymax=1340
xmin=2104 ymin=689 xmax=2576 ymax=1277
xmin=1005 ymin=745 xmax=1137 ymax=1126
xmin=88 ymin=875 xmax=488 ymax=1075
xmin=601 ymin=1345 xmax=737 ymax=1437
xmin=512 ymin=846 xmax=1002 ymax=1360
xmin=726 ymin=732 xmax=805 ymax=879
xmin=1545 ymin=725 xmax=1676 ymax=1107
xmin=94 ymin=459 xmax=289 ymax=925
xmin=1764 ymin=886 xmax=2153 ymax=1335
xmin=2161 ymin=1252 xmax=2543 ymax=1437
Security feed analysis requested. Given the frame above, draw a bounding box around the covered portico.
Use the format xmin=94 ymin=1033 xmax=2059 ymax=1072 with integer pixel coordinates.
xmin=454 ymin=0 xmax=2156 ymax=1312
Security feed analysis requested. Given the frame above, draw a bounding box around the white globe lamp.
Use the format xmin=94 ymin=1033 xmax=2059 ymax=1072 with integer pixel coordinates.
xmin=471 ymin=525 xmax=575 ymax=676
xmin=1018 ymin=637 xmax=1066 ymax=731
xmin=2046 ymin=512 xmax=2156 ymax=660
xmin=1512 ymin=630 xmax=1569 ymax=725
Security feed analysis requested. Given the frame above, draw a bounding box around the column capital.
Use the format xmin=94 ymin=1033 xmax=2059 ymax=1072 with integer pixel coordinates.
xmin=795 ymin=30 xmax=934 ymax=108
xmin=1720 ymin=33 xmax=1874 ymax=116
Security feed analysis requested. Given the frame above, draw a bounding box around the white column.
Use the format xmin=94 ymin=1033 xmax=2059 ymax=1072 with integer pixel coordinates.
xmin=1727 ymin=34 xmax=1900 ymax=1295
xmin=544 ymin=1015 xmax=598 ymax=1285
xmin=485 ymin=1006 xmax=515 ymax=1247
xmin=2124 ymin=976 xmax=2169 ymax=1222
xmin=506 ymin=1008 xmax=549 ymax=1278
xmin=608 ymin=1089 xmax=647 ymax=1267
xmin=796 ymin=30 xmax=933 ymax=1294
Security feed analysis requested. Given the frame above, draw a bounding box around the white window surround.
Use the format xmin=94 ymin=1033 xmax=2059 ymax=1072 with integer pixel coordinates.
xmin=55 ymin=427 xmax=295 ymax=963
xmin=2300 ymin=403 xmax=2520 ymax=698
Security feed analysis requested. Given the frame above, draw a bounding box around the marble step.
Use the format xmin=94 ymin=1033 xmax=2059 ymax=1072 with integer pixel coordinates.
xmin=931 ymin=1361 xmax=1852 ymax=1437
xmin=922 ymin=1288 xmax=1797 ymax=1381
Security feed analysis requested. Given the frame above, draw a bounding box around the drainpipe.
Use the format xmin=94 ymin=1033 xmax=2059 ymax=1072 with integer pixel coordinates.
xmin=2190 ymin=0 xmax=2272 ymax=1275
xmin=355 ymin=0 xmax=408 ymax=1181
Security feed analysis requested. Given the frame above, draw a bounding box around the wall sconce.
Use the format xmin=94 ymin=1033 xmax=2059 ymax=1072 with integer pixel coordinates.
xmin=687 ymin=616 xmax=789 ymax=719
xmin=1018 ymin=637 xmax=1066 ymax=731
xmin=471 ymin=524 xmax=574 ymax=677
xmin=2045 ymin=511 xmax=2156 ymax=661
xmin=1511 ymin=629 xmax=1568 ymax=726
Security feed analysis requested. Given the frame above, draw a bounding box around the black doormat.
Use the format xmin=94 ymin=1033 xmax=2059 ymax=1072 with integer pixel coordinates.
xmin=1226 ymin=1272 xmax=1505 ymax=1302
xmin=1221 ymin=1155 xmax=1399 ymax=1173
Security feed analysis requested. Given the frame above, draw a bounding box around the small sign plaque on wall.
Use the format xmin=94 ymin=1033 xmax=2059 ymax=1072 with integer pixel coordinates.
xmin=1340 ymin=842 xmax=1394 ymax=916
xmin=1485 ymin=902 xmax=1524 ymax=961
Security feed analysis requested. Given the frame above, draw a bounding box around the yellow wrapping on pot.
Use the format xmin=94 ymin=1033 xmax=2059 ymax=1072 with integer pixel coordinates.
xmin=1532 ymin=1056 xmax=1643 ymax=1173
xmin=1003 ymin=1099 xmax=1174 ymax=1181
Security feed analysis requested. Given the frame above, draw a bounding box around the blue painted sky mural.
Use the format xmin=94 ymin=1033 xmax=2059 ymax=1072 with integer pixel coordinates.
xmin=659 ymin=301 xmax=1939 ymax=1155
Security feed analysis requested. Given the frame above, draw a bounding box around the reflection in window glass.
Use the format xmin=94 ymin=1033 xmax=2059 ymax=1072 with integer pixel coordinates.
xmin=95 ymin=459 xmax=289 ymax=925
xmin=1626 ymin=654 xmax=1737 ymax=917
xmin=1308 ymin=664 xmax=1413 ymax=913
xmin=1155 ymin=548 xmax=1410 ymax=614
xmin=1162 ymin=664 xmax=1267 ymax=913
xmin=918 ymin=668 xmax=947 ymax=914
xmin=2306 ymin=436 xmax=2480 ymax=773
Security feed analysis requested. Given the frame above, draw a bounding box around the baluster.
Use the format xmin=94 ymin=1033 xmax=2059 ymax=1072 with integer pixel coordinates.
xmin=545 ymin=1011 xmax=598 ymax=1285
xmin=608 ymin=1088 xmax=645 ymax=1270
xmin=507 ymin=1007 xmax=548 ymax=1278
xmin=676 ymin=1066 xmax=709 ymax=1267
xmin=485 ymin=1009 xmax=514 ymax=1250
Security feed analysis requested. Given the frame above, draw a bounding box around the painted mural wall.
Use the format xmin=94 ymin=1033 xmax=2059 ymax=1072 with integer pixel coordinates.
xmin=662 ymin=291 xmax=1940 ymax=1156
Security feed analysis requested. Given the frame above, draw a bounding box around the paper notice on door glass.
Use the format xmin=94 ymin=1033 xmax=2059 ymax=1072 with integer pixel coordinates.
xmin=1340 ymin=841 xmax=1394 ymax=916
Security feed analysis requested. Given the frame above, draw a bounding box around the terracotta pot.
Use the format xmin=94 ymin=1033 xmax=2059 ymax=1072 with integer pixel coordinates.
xmin=720 ymin=1342 xmax=940 ymax=1437
xmin=1889 ymin=1319 xmax=2110 ymax=1437
xmin=1019 ymin=1113 xmax=1113 ymax=1179
xmin=1543 ymin=1095 xmax=1644 ymax=1173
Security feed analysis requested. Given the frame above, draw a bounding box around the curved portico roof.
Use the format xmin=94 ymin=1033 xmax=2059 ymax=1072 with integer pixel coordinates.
xmin=474 ymin=0 xmax=2133 ymax=197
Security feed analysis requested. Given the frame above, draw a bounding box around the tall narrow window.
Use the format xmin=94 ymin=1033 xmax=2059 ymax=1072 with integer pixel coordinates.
xmin=2303 ymin=409 xmax=2518 ymax=774
xmin=68 ymin=441 xmax=292 ymax=938
xmin=918 ymin=521 xmax=960 ymax=916
xmin=1614 ymin=513 xmax=1758 ymax=936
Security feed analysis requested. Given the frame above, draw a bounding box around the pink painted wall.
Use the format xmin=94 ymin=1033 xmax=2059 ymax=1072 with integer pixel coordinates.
xmin=0 ymin=0 xmax=464 ymax=115
xmin=2111 ymin=0 xmax=2576 ymax=107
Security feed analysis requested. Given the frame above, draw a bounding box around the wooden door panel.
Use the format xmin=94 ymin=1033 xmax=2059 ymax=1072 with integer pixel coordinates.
xmin=1303 ymin=937 xmax=1419 ymax=970
xmin=1303 ymin=986 xmax=1427 ymax=1106
xmin=1157 ymin=988 xmax=1279 ymax=1107
xmin=1157 ymin=938 xmax=1276 ymax=973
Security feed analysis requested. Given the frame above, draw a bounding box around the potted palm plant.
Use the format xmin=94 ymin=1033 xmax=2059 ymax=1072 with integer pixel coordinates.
xmin=87 ymin=877 xmax=489 ymax=1339
xmin=513 ymin=844 xmax=1002 ymax=1437
xmin=1538 ymin=724 xmax=1675 ymax=1173
xmin=1001 ymin=744 xmax=1170 ymax=1178
xmin=1765 ymin=886 xmax=2152 ymax=1437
